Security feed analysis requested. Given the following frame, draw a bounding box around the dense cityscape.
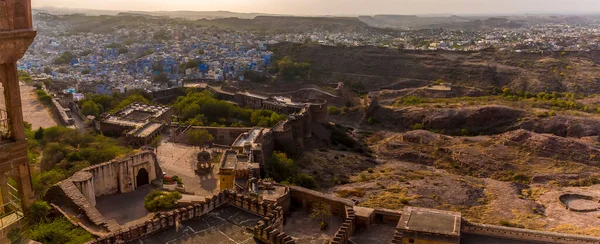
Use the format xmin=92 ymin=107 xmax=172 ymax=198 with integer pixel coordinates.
xmin=4 ymin=2 xmax=600 ymax=244
xmin=17 ymin=12 xmax=600 ymax=97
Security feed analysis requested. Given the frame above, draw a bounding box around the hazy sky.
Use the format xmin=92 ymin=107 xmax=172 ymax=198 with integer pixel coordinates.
xmin=32 ymin=0 xmax=599 ymax=15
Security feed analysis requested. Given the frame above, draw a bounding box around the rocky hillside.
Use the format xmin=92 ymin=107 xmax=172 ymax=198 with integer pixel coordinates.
xmin=270 ymin=43 xmax=600 ymax=94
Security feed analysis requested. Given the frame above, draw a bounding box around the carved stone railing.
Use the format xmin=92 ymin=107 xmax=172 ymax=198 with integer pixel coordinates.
xmin=0 ymin=108 xmax=12 ymax=141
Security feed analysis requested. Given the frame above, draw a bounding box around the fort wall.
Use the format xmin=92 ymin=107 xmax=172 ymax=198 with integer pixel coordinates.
xmin=288 ymin=186 xmax=354 ymax=217
xmin=461 ymin=221 xmax=600 ymax=244
xmin=330 ymin=206 xmax=357 ymax=244
xmin=173 ymin=126 xmax=254 ymax=145
xmin=87 ymin=191 xmax=292 ymax=244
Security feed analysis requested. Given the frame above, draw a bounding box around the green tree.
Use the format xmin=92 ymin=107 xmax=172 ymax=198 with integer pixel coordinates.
xmin=309 ymin=202 xmax=332 ymax=230
xmin=266 ymin=152 xmax=296 ymax=182
xmin=81 ymin=100 xmax=101 ymax=117
xmin=294 ymin=173 xmax=316 ymax=189
xmin=118 ymin=47 xmax=128 ymax=55
xmin=187 ymin=130 xmax=214 ymax=147
xmin=27 ymin=200 xmax=51 ymax=223
xmin=28 ymin=218 xmax=93 ymax=244
xmin=144 ymin=190 xmax=182 ymax=211
xmin=153 ymin=73 xmax=169 ymax=83
xmin=34 ymin=127 xmax=44 ymax=140
xmin=43 ymin=67 xmax=53 ymax=74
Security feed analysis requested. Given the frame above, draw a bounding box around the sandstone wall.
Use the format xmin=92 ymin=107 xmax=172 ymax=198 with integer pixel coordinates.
xmin=88 ymin=191 xmax=287 ymax=244
xmin=289 ymin=186 xmax=354 ymax=217
xmin=330 ymin=206 xmax=357 ymax=244
xmin=173 ymin=126 xmax=253 ymax=145
xmin=461 ymin=221 xmax=600 ymax=244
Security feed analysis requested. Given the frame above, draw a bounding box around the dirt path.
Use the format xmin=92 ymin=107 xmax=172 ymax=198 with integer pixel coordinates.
xmin=0 ymin=82 xmax=57 ymax=129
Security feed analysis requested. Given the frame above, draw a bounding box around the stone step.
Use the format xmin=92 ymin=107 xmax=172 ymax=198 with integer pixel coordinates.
xmin=105 ymin=219 xmax=121 ymax=233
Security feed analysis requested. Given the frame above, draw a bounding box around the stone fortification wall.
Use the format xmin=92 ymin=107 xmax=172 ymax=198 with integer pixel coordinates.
xmin=330 ymin=206 xmax=357 ymax=244
xmin=151 ymin=87 xmax=187 ymax=104
xmin=461 ymin=221 xmax=600 ymax=244
xmin=173 ymin=125 xmax=253 ymax=145
xmin=253 ymin=205 xmax=295 ymax=244
xmin=289 ymin=186 xmax=354 ymax=217
xmin=47 ymin=151 xmax=162 ymax=236
xmin=50 ymin=97 xmax=73 ymax=126
xmin=87 ymin=191 xmax=286 ymax=244
xmin=82 ymin=151 xmax=161 ymax=197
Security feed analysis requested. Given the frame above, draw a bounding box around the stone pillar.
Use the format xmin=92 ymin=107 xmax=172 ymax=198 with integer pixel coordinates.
xmin=16 ymin=163 xmax=34 ymax=208
xmin=2 ymin=62 xmax=26 ymax=141
xmin=0 ymin=173 xmax=11 ymax=214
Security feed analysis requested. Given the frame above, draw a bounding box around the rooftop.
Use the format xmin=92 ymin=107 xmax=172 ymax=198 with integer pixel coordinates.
xmin=398 ymin=206 xmax=461 ymax=237
xmin=233 ymin=128 xmax=263 ymax=147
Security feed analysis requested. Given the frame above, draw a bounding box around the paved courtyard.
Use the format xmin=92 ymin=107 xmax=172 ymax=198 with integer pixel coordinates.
xmin=349 ymin=223 xmax=396 ymax=244
xmin=157 ymin=142 xmax=221 ymax=197
xmin=283 ymin=210 xmax=343 ymax=244
xmin=96 ymin=185 xmax=153 ymax=226
xmin=135 ymin=206 xmax=262 ymax=244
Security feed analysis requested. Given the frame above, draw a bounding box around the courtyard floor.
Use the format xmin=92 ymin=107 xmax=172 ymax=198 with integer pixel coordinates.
xmin=283 ymin=210 xmax=343 ymax=244
xmin=135 ymin=205 xmax=262 ymax=244
xmin=349 ymin=223 xmax=397 ymax=244
xmin=157 ymin=142 xmax=221 ymax=197
xmin=96 ymin=185 xmax=153 ymax=226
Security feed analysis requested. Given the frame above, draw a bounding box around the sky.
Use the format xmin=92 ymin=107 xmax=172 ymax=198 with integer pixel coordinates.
xmin=32 ymin=0 xmax=600 ymax=15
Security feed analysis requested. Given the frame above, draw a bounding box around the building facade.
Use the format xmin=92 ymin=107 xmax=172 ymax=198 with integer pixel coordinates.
xmin=0 ymin=0 xmax=36 ymax=241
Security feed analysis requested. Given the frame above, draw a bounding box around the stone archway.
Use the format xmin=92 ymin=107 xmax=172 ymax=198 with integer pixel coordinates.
xmin=136 ymin=168 xmax=149 ymax=188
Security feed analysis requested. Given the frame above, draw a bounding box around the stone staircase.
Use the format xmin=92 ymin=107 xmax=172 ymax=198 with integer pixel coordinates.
xmin=104 ymin=219 xmax=121 ymax=233
xmin=58 ymin=181 xmax=119 ymax=233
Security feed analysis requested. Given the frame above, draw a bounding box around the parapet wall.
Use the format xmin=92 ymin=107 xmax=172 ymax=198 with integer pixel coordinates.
xmin=173 ymin=125 xmax=253 ymax=145
xmin=88 ymin=191 xmax=284 ymax=244
xmin=253 ymin=204 xmax=295 ymax=244
xmin=461 ymin=221 xmax=600 ymax=244
xmin=289 ymin=186 xmax=355 ymax=218
xmin=330 ymin=206 xmax=357 ymax=244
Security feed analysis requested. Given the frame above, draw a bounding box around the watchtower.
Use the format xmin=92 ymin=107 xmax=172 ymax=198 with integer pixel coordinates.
xmin=0 ymin=0 xmax=36 ymax=237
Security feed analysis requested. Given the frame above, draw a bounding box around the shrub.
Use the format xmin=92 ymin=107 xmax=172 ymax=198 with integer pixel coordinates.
xmin=412 ymin=123 xmax=425 ymax=130
xmin=294 ymin=173 xmax=316 ymax=189
xmin=28 ymin=201 xmax=51 ymax=223
xmin=144 ymin=190 xmax=182 ymax=212
xmin=328 ymin=106 xmax=341 ymax=115
xmin=359 ymin=173 xmax=368 ymax=182
xmin=171 ymin=175 xmax=184 ymax=185
xmin=28 ymin=218 xmax=93 ymax=244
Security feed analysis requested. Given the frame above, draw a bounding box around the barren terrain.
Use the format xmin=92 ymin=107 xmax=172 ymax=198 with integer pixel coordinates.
xmin=0 ymin=82 xmax=57 ymax=129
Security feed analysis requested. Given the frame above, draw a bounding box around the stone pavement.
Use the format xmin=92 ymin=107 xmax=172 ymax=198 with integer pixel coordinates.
xmin=349 ymin=223 xmax=396 ymax=244
xmin=135 ymin=206 xmax=262 ymax=244
xmin=283 ymin=210 xmax=343 ymax=244
xmin=157 ymin=142 xmax=220 ymax=197
xmin=96 ymin=185 xmax=152 ymax=226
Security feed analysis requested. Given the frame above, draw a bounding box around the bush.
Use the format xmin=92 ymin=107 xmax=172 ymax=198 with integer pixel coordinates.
xmin=412 ymin=123 xmax=425 ymax=130
xmin=328 ymin=106 xmax=341 ymax=115
xmin=171 ymin=175 xmax=184 ymax=185
xmin=294 ymin=173 xmax=316 ymax=189
xmin=28 ymin=201 xmax=51 ymax=223
xmin=144 ymin=190 xmax=182 ymax=212
xmin=28 ymin=218 xmax=93 ymax=244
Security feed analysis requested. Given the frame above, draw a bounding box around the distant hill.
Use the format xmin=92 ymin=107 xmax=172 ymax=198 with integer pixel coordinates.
xmin=200 ymin=16 xmax=372 ymax=32
xmin=126 ymin=10 xmax=275 ymax=20
xmin=358 ymin=14 xmax=474 ymax=29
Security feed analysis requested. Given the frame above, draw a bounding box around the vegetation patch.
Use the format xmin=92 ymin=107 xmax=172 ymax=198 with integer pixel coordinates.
xmin=144 ymin=190 xmax=183 ymax=212
xmin=359 ymin=185 xmax=419 ymax=209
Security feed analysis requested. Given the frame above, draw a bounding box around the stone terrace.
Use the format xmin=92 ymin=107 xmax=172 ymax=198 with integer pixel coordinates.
xmin=136 ymin=205 xmax=262 ymax=244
